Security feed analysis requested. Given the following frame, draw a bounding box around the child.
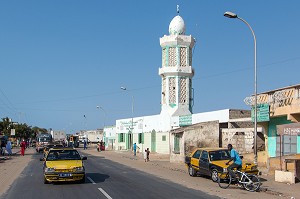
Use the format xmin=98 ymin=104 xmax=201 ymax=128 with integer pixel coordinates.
xmin=143 ymin=149 xmax=147 ymax=162
xmin=146 ymin=148 xmax=150 ymax=162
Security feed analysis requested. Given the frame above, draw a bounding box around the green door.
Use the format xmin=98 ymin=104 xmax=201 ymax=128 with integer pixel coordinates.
xmin=126 ymin=133 xmax=132 ymax=150
xmin=151 ymin=130 xmax=156 ymax=152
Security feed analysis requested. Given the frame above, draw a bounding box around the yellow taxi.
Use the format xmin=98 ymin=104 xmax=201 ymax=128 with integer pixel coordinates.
xmin=185 ymin=148 xmax=258 ymax=182
xmin=41 ymin=148 xmax=87 ymax=184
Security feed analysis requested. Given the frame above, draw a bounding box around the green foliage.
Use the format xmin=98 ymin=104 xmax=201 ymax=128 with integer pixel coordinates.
xmin=0 ymin=117 xmax=46 ymax=139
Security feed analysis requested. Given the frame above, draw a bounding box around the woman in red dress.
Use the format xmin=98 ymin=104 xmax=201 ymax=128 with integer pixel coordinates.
xmin=20 ymin=139 xmax=26 ymax=156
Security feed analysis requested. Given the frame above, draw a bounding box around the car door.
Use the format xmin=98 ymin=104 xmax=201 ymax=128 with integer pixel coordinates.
xmin=190 ymin=150 xmax=202 ymax=170
xmin=199 ymin=150 xmax=210 ymax=175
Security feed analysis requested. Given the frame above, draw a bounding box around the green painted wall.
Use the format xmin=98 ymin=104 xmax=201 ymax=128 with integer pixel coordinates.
xmin=298 ymin=136 xmax=300 ymax=153
xmin=268 ymin=116 xmax=291 ymax=157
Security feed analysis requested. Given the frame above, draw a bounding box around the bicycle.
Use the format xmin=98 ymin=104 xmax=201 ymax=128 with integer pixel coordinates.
xmin=217 ymin=164 xmax=261 ymax=192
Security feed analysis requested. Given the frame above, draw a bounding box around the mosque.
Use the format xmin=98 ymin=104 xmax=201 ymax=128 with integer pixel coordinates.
xmin=107 ymin=10 xmax=260 ymax=163
xmin=97 ymin=8 xmax=300 ymax=171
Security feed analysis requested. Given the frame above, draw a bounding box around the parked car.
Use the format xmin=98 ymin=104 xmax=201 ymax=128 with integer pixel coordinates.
xmin=40 ymin=148 xmax=87 ymax=184
xmin=185 ymin=148 xmax=259 ymax=182
xmin=31 ymin=140 xmax=36 ymax=147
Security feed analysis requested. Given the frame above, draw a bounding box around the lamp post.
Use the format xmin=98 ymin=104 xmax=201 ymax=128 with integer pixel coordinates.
xmin=96 ymin=106 xmax=107 ymax=128
xmin=224 ymin=11 xmax=258 ymax=165
xmin=120 ymin=86 xmax=134 ymax=150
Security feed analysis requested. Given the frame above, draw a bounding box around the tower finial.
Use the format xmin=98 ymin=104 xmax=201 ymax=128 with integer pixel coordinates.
xmin=177 ymin=5 xmax=179 ymax=15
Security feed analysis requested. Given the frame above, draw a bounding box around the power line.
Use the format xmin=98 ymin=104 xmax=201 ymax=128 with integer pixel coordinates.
xmin=8 ymin=56 xmax=300 ymax=106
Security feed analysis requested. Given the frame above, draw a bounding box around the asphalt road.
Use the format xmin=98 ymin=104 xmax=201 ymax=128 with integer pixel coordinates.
xmin=1 ymin=152 xmax=219 ymax=199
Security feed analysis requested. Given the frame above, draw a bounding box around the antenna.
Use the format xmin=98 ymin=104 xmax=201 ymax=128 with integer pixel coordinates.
xmin=177 ymin=5 xmax=179 ymax=15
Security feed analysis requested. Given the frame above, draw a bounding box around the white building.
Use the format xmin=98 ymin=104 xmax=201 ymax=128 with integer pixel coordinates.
xmin=78 ymin=129 xmax=103 ymax=143
xmin=103 ymin=125 xmax=116 ymax=150
xmin=114 ymin=9 xmax=261 ymax=158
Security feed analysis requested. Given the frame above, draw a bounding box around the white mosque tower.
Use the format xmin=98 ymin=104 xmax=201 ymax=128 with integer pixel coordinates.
xmin=159 ymin=7 xmax=195 ymax=117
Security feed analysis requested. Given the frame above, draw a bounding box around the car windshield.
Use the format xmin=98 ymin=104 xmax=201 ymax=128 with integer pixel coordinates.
xmin=209 ymin=150 xmax=231 ymax=161
xmin=46 ymin=150 xmax=81 ymax=161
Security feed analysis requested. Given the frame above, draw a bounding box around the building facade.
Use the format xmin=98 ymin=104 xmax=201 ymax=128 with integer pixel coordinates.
xmin=246 ymin=84 xmax=300 ymax=158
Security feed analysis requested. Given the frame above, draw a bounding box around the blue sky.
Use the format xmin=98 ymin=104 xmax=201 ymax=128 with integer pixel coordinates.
xmin=0 ymin=1 xmax=299 ymax=133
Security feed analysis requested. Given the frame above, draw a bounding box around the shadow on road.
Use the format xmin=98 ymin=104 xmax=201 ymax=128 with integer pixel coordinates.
xmin=87 ymin=172 xmax=110 ymax=183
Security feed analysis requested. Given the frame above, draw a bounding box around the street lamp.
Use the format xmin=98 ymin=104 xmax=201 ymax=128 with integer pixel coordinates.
xmin=96 ymin=106 xmax=107 ymax=128
xmin=120 ymin=86 xmax=134 ymax=150
xmin=224 ymin=11 xmax=258 ymax=165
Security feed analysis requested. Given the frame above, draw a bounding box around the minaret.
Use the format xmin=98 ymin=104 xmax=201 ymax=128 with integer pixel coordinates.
xmin=159 ymin=8 xmax=195 ymax=117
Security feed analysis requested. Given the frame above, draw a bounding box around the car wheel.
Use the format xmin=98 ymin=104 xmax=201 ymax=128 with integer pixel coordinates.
xmin=44 ymin=177 xmax=49 ymax=184
xmin=211 ymin=169 xmax=219 ymax=182
xmin=188 ymin=165 xmax=196 ymax=177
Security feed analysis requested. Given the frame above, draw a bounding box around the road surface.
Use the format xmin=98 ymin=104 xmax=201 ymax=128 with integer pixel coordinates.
xmin=1 ymin=152 xmax=218 ymax=199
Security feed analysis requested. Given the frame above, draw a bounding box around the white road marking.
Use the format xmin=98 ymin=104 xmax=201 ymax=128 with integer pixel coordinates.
xmin=98 ymin=188 xmax=113 ymax=199
xmin=87 ymin=176 xmax=96 ymax=184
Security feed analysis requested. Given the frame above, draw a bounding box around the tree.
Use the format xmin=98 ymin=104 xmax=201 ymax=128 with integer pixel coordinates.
xmin=0 ymin=117 xmax=46 ymax=139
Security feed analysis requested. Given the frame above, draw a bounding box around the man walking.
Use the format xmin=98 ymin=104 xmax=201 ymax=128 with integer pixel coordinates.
xmin=83 ymin=139 xmax=87 ymax=150
xmin=226 ymin=144 xmax=242 ymax=180
xmin=6 ymin=140 xmax=12 ymax=156
xmin=133 ymin=143 xmax=137 ymax=156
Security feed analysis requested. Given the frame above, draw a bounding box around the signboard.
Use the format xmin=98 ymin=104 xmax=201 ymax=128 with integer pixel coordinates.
xmin=251 ymin=103 xmax=270 ymax=122
xmin=277 ymin=123 xmax=300 ymax=136
xmin=10 ymin=129 xmax=15 ymax=136
xmin=179 ymin=115 xmax=192 ymax=126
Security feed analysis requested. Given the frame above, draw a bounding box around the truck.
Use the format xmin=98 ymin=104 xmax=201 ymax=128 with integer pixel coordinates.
xmin=36 ymin=133 xmax=52 ymax=153
xmin=50 ymin=130 xmax=66 ymax=143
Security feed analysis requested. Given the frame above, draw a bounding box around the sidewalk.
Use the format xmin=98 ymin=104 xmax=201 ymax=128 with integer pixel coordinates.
xmin=0 ymin=147 xmax=35 ymax=196
xmin=81 ymin=148 xmax=300 ymax=199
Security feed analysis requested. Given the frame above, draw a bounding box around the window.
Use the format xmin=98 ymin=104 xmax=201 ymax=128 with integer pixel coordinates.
xmin=192 ymin=150 xmax=202 ymax=159
xmin=138 ymin=133 xmax=144 ymax=144
xmin=118 ymin=133 xmax=124 ymax=142
xmin=200 ymin=151 xmax=208 ymax=162
xmin=162 ymin=135 xmax=166 ymax=141
xmin=209 ymin=150 xmax=231 ymax=161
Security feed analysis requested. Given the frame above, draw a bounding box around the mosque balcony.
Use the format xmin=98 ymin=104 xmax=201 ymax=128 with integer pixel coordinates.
xmin=159 ymin=66 xmax=194 ymax=77
xmin=160 ymin=35 xmax=195 ymax=48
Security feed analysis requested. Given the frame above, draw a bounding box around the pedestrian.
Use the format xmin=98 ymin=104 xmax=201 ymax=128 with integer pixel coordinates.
xmin=6 ymin=140 xmax=12 ymax=156
xmin=83 ymin=139 xmax=87 ymax=150
xmin=133 ymin=143 xmax=137 ymax=156
xmin=0 ymin=139 xmax=2 ymax=155
xmin=100 ymin=140 xmax=103 ymax=151
xmin=143 ymin=149 xmax=147 ymax=162
xmin=1 ymin=139 xmax=6 ymax=156
xmin=20 ymin=139 xmax=26 ymax=156
xmin=146 ymin=148 xmax=150 ymax=162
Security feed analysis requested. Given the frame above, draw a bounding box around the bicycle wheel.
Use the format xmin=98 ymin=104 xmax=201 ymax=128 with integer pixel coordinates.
xmin=217 ymin=172 xmax=232 ymax=189
xmin=242 ymin=174 xmax=260 ymax=192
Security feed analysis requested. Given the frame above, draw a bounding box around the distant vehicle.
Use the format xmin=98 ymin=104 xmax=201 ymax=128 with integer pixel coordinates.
xmin=66 ymin=135 xmax=80 ymax=148
xmin=50 ymin=130 xmax=66 ymax=143
xmin=184 ymin=148 xmax=259 ymax=182
xmin=40 ymin=148 xmax=87 ymax=184
xmin=31 ymin=140 xmax=37 ymax=147
xmin=36 ymin=133 xmax=52 ymax=153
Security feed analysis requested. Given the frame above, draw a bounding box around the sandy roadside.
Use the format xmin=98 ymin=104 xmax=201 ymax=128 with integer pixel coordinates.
xmin=0 ymin=148 xmax=35 ymax=196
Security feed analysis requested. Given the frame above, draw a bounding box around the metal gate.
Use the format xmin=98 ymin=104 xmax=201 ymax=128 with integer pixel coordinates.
xmin=276 ymin=135 xmax=297 ymax=156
